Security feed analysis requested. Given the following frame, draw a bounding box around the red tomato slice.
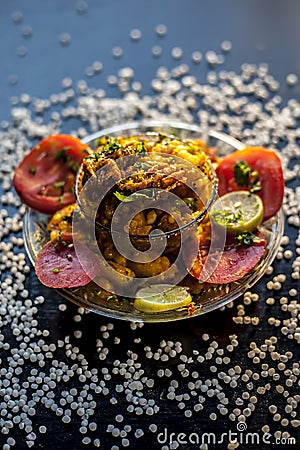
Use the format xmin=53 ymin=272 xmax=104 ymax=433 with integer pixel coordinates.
xmin=13 ymin=135 xmax=91 ymax=214
xmin=35 ymin=237 xmax=99 ymax=289
xmin=187 ymin=230 xmax=266 ymax=284
xmin=216 ymin=147 xmax=284 ymax=221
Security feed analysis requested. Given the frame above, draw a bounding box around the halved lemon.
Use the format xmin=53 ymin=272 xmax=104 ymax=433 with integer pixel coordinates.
xmin=210 ymin=190 xmax=264 ymax=235
xmin=134 ymin=284 xmax=192 ymax=313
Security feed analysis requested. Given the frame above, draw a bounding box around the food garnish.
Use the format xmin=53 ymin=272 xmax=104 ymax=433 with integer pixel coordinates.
xmin=216 ymin=146 xmax=284 ymax=220
xmin=35 ymin=236 xmax=98 ymax=289
xmin=13 ymin=135 xmax=92 ymax=215
xmin=134 ymin=285 xmax=192 ymax=313
xmin=186 ymin=230 xmax=267 ymax=284
xmin=233 ymin=160 xmax=261 ymax=193
xmin=210 ymin=191 xmax=264 ymax=235
xmin=235 ymin=231 xmax=266 ymax=247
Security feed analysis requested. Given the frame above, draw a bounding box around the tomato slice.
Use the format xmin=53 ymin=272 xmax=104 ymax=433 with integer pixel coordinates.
xmin=186 ymin=230 xmax=266 ymax=284
xmin=216 ymin=147 xmax=284 ymax=221
xmin=13 ymin=135 xmax=91 ymax=214
xmin=35 ymin=236 xmax=99 ymax=289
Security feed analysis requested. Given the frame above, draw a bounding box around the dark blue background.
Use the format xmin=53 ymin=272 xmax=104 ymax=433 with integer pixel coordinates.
xmin=1 ymin=0 xmax=300 ymax=123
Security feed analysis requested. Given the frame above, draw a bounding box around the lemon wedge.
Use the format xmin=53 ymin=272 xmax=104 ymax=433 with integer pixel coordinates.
xmin=210 ymin=191 xmax=264 ymax=235
xmin=134 ymin=284 xmax=192 ymax=313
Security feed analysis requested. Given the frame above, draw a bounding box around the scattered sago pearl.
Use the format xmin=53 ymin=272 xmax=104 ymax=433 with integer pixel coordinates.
xmin=191 ymin=52 xmax=202 ymax=66
xmin=58 ymin=303 xmax=67 ymax=312
xmin=155 ymin=24 xmax=167 ymax=36
xmin=221 ymin=40 xmax=232 ymax=52
xmin=59 ymin=32 xmax=71 ymax=45
xmin=112 ymin=46 xmax=123 ymax=58
xmin=130 ymin=29 xmax=142 ymax=40
xmin=286 ymin=73 xmax=298 ymax=86
xmin=284 ymin=250 xmax=293 ymax=259
xmin=152 ymin=45 xmax=162 ymax=57
xmin=289 ymin=288 xmax=298 ymax=297
xmin=171 ymin=47 xmax=183 ymax=59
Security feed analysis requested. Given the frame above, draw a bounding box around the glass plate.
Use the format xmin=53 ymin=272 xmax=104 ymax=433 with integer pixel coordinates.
xmin=23 ymin=120 xmax=284 ymax=322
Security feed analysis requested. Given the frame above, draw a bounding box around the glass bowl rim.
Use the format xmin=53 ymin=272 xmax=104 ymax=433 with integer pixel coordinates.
xmin=22 ymin=120 xmax=284 ymax=322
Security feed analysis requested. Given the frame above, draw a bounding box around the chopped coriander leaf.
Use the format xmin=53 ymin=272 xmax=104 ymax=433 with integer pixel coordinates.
xmin=114 ymin=191 xmax=129 ymax=202
xmin=135 ymin=142 xmax=146 ymax=154
xmin=183 ymin=197 xmax=199 ymax=212
xmin=233 ymin=161 xmax=261 ymax=193
xmin=54 ymin=147 xmax=70 ymax=161
xmin=99 ymin=140 xmax=123 ymax=156
xmin=67 ymin=160 xmax=80 ymax=173
xmin=53 ymin=181 xmax=65 ymax=188
xmin=211 ymin=209 xmax=244 ymax=227
xmin=236 ymin=231 xmax=264 ymax=246
xmin=66 ymin=254 xmax=73 ymax=261
xmin=52 ymin=268 xmax=60 ymax=273
xmin=54 ymin=231 xmax=64 ymax=248
xmin=114 ymin=190 xmax=154 ymax=202
xmin=28 ymin=166 xmax=36 ymax=174
xmin=157 ymin=133 xmax=167 ymax=141
xmin=54 ymin=147 xmax=81 ymax=173
xmin=233 ymin=161 xmax=251 ymax=186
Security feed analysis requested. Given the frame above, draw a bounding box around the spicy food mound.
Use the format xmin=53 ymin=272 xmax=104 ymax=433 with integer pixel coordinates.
xmin=13 ymin=131 xmax=284 ymax=315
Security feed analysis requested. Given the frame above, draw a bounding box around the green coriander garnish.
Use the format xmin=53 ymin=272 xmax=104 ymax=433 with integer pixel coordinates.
xmin=52 ymin=268 xmax=60 ymax=274
xmin=135 ymin=142 xmax=146 ymax=154
xmin=183 ymin=197 xmax=199 ymax=212
xmin=67 ymin=161 xmax=80 ymax=174
xmin=233 ymin=161 xmax=251 ymax=186
xmin=211 ymin=209 xmax=244 ymax=227
xmin=113 ymin=190 xmax=154 ymax=202
xmin=53 ymin=181 xmax=65 ymax=188
xmin=102 ymin=139 xmax=123 ymax=156
xmin=28 ymin=166 xmax=36 ymax=174
xmin=236 ymin=231 xmax=264 ymax=246
xmin=233 ymin=161 xmax=261 ymax=193
xmin=54 ymin=147 xmax=80 ymax=174
xmin=54 ymin=147 xmax=69 ymax=161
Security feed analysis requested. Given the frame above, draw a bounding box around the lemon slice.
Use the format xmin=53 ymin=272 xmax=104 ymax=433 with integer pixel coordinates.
xmin=134 ymin=284 xmax=192 ymax=313
xmin=210 ymin=191 xmax=264 ymax=234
